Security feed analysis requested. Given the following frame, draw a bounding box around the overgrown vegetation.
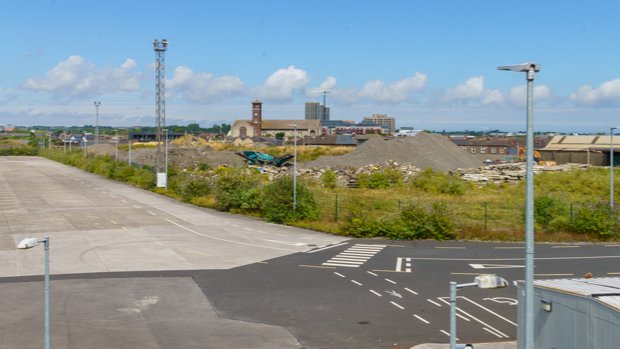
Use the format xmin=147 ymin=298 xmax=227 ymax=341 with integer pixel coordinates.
xmin=27 ymin=148 xmax=620 ymax=242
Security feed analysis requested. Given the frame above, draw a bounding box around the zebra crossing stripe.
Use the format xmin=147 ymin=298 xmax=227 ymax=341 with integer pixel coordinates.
xmin=322 ymin=244 xmax=386 ymax=268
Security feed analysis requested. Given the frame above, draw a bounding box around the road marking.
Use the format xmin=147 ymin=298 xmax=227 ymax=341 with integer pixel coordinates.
xmin=435 ymin=246 xmax=466 ymax=249
xmin=385 ymin=278 xmax=397 ymax=284
xmin=121 ymin=200 xmax=128 ymax=204
xmin=323 ymin=262 xmax=360 ymax=268
xmin=438 ymin=297 xmax=514 ymax=334
xmin=483 ymin=327 xmax=504 ymax=338
xmin=439 ymin=330 xmax=453 ymax=338
xmin=299 ymin=264 xmax=335 ymax=269
xmin=427 ymin=299 xmax=442 ymax=307
xmin=607 ymin=272 xmax=620 ymax=275
xmin=470 ymin=263 xmax=524 ymax=269
xmin=110 ymin=194 xmax=117 ymax=199
xmin=494 ymin=246 xmax=524 ymax=249
xmin=243 ymin=227 xmax=253 ymax=231
xmin=305 ymin=242 xmax=348 ymax=253
xmin=334 ymin=272 xmax=346 ymax=278
xmin=133 ymin=205 xmax=141 ymax=209
xmin=396 ymin=257 xmax=412 ymax=272
xmin=275 ymin=233 xmax=288 ymax=237
xmin=322 ymin=244 xmax=386 ymax=268
xmin=605 ymin=245 xmax=620 ymax=247
xmin=412 ymin=255 xmax=620 ymax=261
xmin=326 ymin=260 xmax=361 ymax=265
xmin=372 ymin=269 xmax=408 ymax=273
xmin=452 ymin=272 xmax=494 ymax=276
xmin=262 ymin=239 xmax=306 ymax=246
xmin=121 ymin=226 xmax=128 ymax=231
xmin=110 ymin=220 xmax=118 ymax=225
xmin=535 ymin=273 xmax=574 ymax=276
xmin=386 ymin=290 xmax=402 ymax=298
xmin=147 ymin=210 xmax=157 ymax=216
xmin=351 ymin=280 xmax=362 ymax=286
xmin=483 ymin=297 xmax=518 ymax=306
xmin=356 ymin=244 xmax=388 ymax=247
xmin=257 ymin=261 xmax=269 ymax=264
xmin=404 ymin=287 xmax=418 ymax=295
xmin=370 ymin=290 xmax=382 ymax=297
xmin=367 ymin=271 xmax=378 ymax=276
xmin=456 ymin=313 xmax=470 ymax=321
xmin=390 ymin=301 xmax=404 ymax=310
xmin=551 ymin=245 xmax=580 ymax=248
xmin=164 ymin=218 xmax=295 ymax=251
xmin=413 ymin=314 xmax=429 ymax=324
xmin=230 ymin=224 xmax=240 ymax=227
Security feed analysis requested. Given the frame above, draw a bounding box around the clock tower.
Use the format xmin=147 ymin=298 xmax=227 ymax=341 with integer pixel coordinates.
xmin=252 ymin=100 xmax=262 ymax=136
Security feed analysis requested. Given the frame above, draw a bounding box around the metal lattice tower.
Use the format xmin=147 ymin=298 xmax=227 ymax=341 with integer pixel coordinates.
xmin=153 ymin=39 xmax=168 ymax=172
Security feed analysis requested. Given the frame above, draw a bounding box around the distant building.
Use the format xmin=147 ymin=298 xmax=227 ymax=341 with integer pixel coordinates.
xmin=305 ymin=102 xmax=330 ymax=122
xmin=321 ymin=120 xmax=385 ymax=135
xmin=395 ymin=127 xmax=422 ymax=137
xmin=231 ymin=100 xmax=321 ymax=138
xmin=363 ymin=114 xmax=396 ymax=134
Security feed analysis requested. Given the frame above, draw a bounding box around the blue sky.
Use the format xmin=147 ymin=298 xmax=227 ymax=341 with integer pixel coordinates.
xmin=1 ymin=0 xmax=620 ymax=132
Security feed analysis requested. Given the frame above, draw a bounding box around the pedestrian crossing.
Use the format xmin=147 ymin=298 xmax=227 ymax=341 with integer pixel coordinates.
xmin=322 ymin=244 xmax=386 ymax=268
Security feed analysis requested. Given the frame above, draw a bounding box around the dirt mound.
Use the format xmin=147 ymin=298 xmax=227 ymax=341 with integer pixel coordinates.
xmin=303 ymin=133 xmax=482 ymax=172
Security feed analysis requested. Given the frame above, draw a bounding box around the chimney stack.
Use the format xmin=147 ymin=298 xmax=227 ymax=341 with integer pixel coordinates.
xmin=252 ymin=100 xmax=262 ymax=136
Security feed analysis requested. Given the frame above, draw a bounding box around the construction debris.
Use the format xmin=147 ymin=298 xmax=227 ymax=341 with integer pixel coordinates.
xmin=451 ymin=162 xmax=591 ymax=183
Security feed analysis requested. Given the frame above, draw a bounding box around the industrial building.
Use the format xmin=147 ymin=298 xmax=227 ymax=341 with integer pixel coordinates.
xmin=517 ymin=277 xmax=620 ymax=348
xmin=363 ymin=114 xmax=396 ymax=134
xmin=304 ymin=102 xmax=330 ymax=122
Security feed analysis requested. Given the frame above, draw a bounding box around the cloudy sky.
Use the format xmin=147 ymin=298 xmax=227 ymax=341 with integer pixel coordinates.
xmin=1 ymin=0 xmax=620 ymax=132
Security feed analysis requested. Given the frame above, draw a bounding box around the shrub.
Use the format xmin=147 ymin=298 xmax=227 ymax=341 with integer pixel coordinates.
xmin=397 ymin=202 xmax=455 ymax=240
xmin=322 ymin=169 xmax=337 ymax=189
xmin=173 ymin=174 xmax=211 ymax=201
xmin=534 ymin=195 xmax=569 ymax=230
xmin=261 ymin=176 xmax=319 ymax=223
xmin=411 ymin=168 xmax=468 ymax=195
xmin=214 ymin=167 xmax=264 ymax=212
xmin=358 ymin=168 xmax=403 ymax=189
xmin=571 ymin=203 xmax=618 ymax=238
xmin=127 ymin=167 xmax=156 ymax=189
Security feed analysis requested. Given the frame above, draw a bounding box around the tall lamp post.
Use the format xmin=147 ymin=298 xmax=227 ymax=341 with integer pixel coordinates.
xmin=94 ymin=101 xmax=101 ymax=145
xmin=17 ymin=237 xmax=51 ymax=349
xmin=449 ymin=275 xmax=508 ymax=349
xmin=163 ymin=128 xmax=169 ymax=189
xmin=498 ymin=62 xmax=540 ymax=349
xmin=290 ymin=124 xmax=298 ymax=210
xmin=611 ymin=127 xmax=618 ymax=210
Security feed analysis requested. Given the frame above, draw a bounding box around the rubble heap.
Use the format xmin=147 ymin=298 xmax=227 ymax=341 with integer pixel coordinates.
xmin=303 ymin=132 xmax=481 ymax=172
xmin=451 ymin=162 xmax=591 ymax=183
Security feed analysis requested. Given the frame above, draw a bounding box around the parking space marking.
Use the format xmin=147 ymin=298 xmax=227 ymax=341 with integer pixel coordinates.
xmin=404 ymin=287 xmax=418 ymax=295
xmin=390 ymin=301 xmax=404 ymax=310
xmin=413 ymin=314 xmax=429 ymax=324
xmin=370 ymin=290 xmax=382 ymax=297
xmin=351 ymin=280 xmax=362 ymax=286
xmin=427 ymin=299 xmax=442 ymax=307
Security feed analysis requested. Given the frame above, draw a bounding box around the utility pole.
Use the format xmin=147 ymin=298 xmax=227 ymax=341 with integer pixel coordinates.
xmin=94 ymin=101 xmax=101 ymax=144
xmin=153 ymin=39 xmax=168 ymax=179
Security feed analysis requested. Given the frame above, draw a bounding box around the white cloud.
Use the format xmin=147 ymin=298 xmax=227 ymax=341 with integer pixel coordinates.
xmin=254 ymin=65 xmax=310 ymax=102
xmin=307 ymin=76 xmax=337 ymax=97
xmin=22 ymin=56 xmax=141 ymax=98
xmin=167 ymin=66 xmax=245 ymax=103
xmin=569 ymin=79 xmax=620 ymax=106
xmin=358 ymin=73 xmax=427 ymax=103
xmin=442 ymin=76 xmax=552 ymax=107
xmin=507 ymin=85 xmax=553 ymax=107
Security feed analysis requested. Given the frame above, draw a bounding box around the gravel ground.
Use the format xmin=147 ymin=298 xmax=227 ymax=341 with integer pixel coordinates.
xmin=303 ymin=133 xmax=482 ymax=171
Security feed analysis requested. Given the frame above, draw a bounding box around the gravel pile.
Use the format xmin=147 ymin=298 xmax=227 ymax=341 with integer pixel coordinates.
xmin=303 ymin=133 xmax=482 ymax=172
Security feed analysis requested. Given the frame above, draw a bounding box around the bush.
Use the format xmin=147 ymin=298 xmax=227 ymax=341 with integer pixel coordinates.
xmin=214 ymin=167 xmax=264 ymax=212
xmin=173 ymin=174 xmax=211 ymax=201
xmin=571 ymin=203 xmax=618 ymax=238
xmin=411 ymin=168 xmax=468 ymax=195
xmin=127 ymin=167 xmax=156 ymax=189
xmin=358 ymin=168 xmax=403 ymax=189
xmin=261 ymin=176 xmax=319 ymax=223
xmin=0 ymin=147 xmax=38 ymax=156
xmin=534 ymin=195 xmax=569 ymax=230
xmin=397 ymin=202 xmax=455 ymax=240
xmin=322 ymin=169 xmax=337 ymax=189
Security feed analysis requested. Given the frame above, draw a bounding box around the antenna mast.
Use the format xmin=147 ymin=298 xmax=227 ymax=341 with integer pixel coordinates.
xmin=153 ymin=38 xmax=168 ymax=172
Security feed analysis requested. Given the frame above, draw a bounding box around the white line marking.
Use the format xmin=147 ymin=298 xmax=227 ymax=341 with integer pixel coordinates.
xmin=494 ymin=246 xmax=524 ymax=249
xmin=483 ymin=327 xmax=504 ymax=338
xmin=405 ymin=268 xmax=411 ymax=272
xmin=435 ymin=246 xmax=466 ymax=249
xmin=456 ymin=313 xmax=470 ymax=321
xmin=121 ymin=200 xmax=128 ymax=204
xmin=396 ymin=257 xmax=402 ymax=271
xmin=390 ymin=301 xmax=404 ymax=310
xmin=243 ymin=227 xmax=253 ymax=231
xmin=551 ymin=245 xmax=580 ymax=248
xmin=411 ymin=255 xmax=620 ymax=261
xmin=370 ymin=290 xmax=382 ymax=297
xmin=275 ymin=233 xmax=288 ymax=237
xmin=133 ymin=205 xmax=141 ymax=209
xmin=605 ymin=245 xmax=620 ymax=247
xmin=351 ymin=280 xmax=362 ymax=286
xmin=442 ymin=296 xmax=517 ymax=326
xmin=437 ymin=298 xmax=509 ymax=337
xmin=385 ymin=278 xmax=397 ymax=284
xmin=427 ymin=299 xmax=442 ymax=307
xmin=413 ymin=314 xmax=429 ymax=324
xmin=440 ymin=330 xmax=451 ymax=337
xmin=110 ymin=194 xmax=117 ymax=199
xmin=334 ymin=272 xmax=346 ymax=278
xmin=404 ymin=287 xmax=418 ymax=295
xmin=110 ymin=220 xmax=118 ymax=225
xmin=164 ymin=218 xmax=295 ymax=251
xmin=325 ymin=260 xmax=361 ymax=265
xmin=262 ymin=239 xmax=306 ymax=246
xmin=305 ymin=242 xmax=348 ymax=253
xmin=355 ymin=244 xmax=387 ymax=247
xmin=322 ymin=263 xmax=359 ymax=267
xmin=147 ymin=210 xmax=157 ymax=216
xmin=367 ymin=271 xmax=378 ymax=276
xmin=121 ymin=226 xmax=128 ymax=231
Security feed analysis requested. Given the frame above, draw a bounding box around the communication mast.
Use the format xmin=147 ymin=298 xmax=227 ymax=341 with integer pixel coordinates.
xmin=153 ymin=39 xmax=168 ymax=173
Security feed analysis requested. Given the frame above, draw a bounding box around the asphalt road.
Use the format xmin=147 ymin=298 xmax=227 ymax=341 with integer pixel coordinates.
xmin=2 ymin=156 xmax=620 ymax=349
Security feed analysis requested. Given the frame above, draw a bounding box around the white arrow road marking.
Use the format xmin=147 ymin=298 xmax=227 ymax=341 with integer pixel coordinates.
xmin=385 ymin=290 xmax=403 ymax=298
xmin=470 ymin=263 xmax=524 ymax=269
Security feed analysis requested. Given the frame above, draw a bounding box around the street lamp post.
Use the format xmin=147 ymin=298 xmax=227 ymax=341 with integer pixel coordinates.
xmin=17 ymin=237 xmax=51 ymax=349
xmin=290 ymin=124 xmax=298 ymax=211
xmin=611 ymin=127 xmax=618 ymax=210
xmin=449 ymin=275 xmax=509 ymax=349
xmin=94 ymin=101 xmax=101 ymax=145
xmin=164 ymin=129 xmax=169 ymax=189
xmin=498 ymin=62 xmax=540 ymax=349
